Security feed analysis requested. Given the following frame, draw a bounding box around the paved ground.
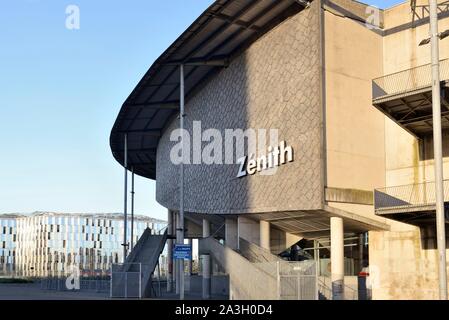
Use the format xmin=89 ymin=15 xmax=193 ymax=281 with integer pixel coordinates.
xmin=0 ymin=283 xmax=109 ymax=300
xmin=0 ymin=283 xmax=227 ymax=300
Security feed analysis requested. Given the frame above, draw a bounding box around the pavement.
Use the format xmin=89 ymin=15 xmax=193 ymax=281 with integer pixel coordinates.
xmin=0 ymin=283 xmax=109 ymax=300
xmin=0 ymin=282 xmax=228 ymax=300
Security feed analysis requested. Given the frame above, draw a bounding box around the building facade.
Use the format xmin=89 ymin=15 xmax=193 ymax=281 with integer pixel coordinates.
xmin=0 ymin=212 xmax=166 ymax=278
xmin=110 ymin=0 xmax=449 ymax=299
xmin=0 ymin=215 xmax=17 ymax=277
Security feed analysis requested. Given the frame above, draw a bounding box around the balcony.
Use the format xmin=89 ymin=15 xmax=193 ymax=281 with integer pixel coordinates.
xmin=374 ymin=180 xmax=449 ymax=225
xmin=372 ymin=59 xmax=449 ymax=137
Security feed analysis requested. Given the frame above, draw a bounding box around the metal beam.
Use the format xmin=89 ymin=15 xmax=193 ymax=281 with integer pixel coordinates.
xmin=117 ymin=148 xmax=156 ymax=154
xmin=117 ymin=129 xmax=161 ymax=136
xmin=399 ymin=110 xmax=449 ymax=125
xmin=163 ymin=57 xmax=229 ymax=67
xmin=127 ymin=1 xmax=235 ymax=104
xmin=211 ymin=12 xmax=261 ymax=31
xmin=126 ymin=101 xmax=179 ymax=109
xmin=179 ymin=0 xmax=264 ymax=64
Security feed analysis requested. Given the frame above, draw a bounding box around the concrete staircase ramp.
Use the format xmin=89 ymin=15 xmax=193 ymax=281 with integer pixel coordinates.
xmin=111 ymin=228 xmax=167 ymax=298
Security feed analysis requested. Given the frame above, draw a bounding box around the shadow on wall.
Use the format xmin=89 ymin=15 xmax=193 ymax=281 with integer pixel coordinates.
xmin=420 ymin=224 xmax=449 ymax=250
xmin=155 ymin=1 xmax=323 ymax=216
xmin=419 ymin=129 xmax=449 ymax=160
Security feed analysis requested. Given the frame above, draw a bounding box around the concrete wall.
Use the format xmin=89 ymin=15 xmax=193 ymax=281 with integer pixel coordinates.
xmin=199 ymin=237 xmax=278 ymax=300
xmin=370 ymin=1 xmax=449 ymax=300
xmin=156 ymin=1 xmax=324 ymax=215
xmin=238 ymin=217 xmax=301 ymax=254
xmin=320 ymin=0 xmax=449 ymax=299
xmin=323 ymin=0 xmax=385 ymax=223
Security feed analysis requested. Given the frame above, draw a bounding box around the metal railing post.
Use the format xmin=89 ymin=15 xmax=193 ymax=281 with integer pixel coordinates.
xmin=139 ymin=263 xmax=142 ymax=299
xmin=125 ymin=271 xmax=128 ymax=299
xmin=276 ymin=261 xmax=280 ymax=300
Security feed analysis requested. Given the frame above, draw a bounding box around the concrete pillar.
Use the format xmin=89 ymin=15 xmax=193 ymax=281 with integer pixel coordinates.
xmin=202 ymin=219 xmax=210 ymax=238
xmin=259 ymin=220 xmax=270 ymax=251
xmin=167 ymin=210 xmax=174 ymax=293
xmin=225 ymin=218 xmax=238 ymax=250
xmin=202 ymin=219 xmax=211 ymax=299
xmin=358 ymin=233 xmax=364 ymax=273
xmin=331 ymin=217 xmax=344 ymax=300
xmin=187 ymin=239 xmax=193 ymax=275
xmin=201 ymin=254 xmax=211 ymax=299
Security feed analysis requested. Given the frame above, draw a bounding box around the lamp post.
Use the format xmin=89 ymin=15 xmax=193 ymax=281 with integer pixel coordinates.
xmin=179 ymin=64 xmax=185 ymax=300
xmin=123 ymin=133 xmax=128 ymax=263
xmin=419 ymin=0 xmax=448 ymax=300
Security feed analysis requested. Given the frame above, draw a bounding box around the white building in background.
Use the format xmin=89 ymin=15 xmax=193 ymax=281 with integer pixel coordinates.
xmin=0 ymin=212 xmax=166 ymax=278
xmin=0 ymin=214 xmax=17 ymax=276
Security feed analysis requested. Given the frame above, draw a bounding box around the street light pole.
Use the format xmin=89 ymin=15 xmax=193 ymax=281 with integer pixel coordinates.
xmin=179 ymin=64 xmax=185 ymax=300
xmin=429 ymin=0 xmax=448 ymax=300
xmin=123 ymin=133 xmax=128 ymax=263
xmin=130 ymin=167 xmax=135 ymax=251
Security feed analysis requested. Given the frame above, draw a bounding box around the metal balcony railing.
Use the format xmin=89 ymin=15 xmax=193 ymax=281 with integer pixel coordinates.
xmin=374 ymin=179 xmax=449 ymax=213
xmin=372 ymin=59 xmax=449 ymax=100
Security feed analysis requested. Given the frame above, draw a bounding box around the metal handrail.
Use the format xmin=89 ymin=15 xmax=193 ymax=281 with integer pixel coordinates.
xmin=372 ymin=59 xmax=449 ymax=99
xmin=374 ymin=179 xmax=449 ymax=211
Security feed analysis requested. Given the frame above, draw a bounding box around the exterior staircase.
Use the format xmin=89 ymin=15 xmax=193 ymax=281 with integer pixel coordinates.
xmin=111 ymin=228 xmax=167 ymax=298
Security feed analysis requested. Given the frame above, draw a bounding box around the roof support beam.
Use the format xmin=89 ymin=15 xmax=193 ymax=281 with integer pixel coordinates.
xmin=203 ymin=0 xmax=282 ymax=61
xmin=163 ymin=57 xmax=229 ymax=67
xmin=210 ymin=12 xmax=261 ymax=31
xmin=399 ymin=110 xmax=449 ymax=125
xmin=116 ymin=129 xmax=161 ymax=136
xmin=117 ymin=148 xmax=156 ymax=154
xmin=126 ymin=101 xmax=179 ymax=110
xmin=179 ymin=0 xmax=264 ymax=63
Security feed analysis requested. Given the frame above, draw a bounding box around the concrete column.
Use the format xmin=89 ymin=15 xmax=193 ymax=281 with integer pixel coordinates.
xmin=201 ymin=254 xmax=211 ymax=299
xmin=259 ymin=220 xmax=270 ymax=251
xmin=358 ymin=233 xmax=364 ymax=273
xmin=202 ymin=219 xmax=210 ymax=238
xmin=202 ymin=219 xmax=211 ymax=299
xmin=225 ymin=218 xmax=238 ymax=250
xmin=187 ymin=239 xmax=193 ymax=275
xmin=331 ymin=217 xmax=344 ymax=300
xmin=167 ymin=210 xmax=174 ymax=293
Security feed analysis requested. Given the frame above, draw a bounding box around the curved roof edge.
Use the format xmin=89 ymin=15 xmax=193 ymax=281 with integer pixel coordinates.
xmin=110 ymin=0 xmax=308 ymax=180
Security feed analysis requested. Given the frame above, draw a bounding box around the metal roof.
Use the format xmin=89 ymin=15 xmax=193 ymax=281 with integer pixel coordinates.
xmin=110 ymin=0 xmax=308 ymax=179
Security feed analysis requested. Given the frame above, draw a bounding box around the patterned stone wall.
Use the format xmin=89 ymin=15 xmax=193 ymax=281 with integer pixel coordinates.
xmin=156 ymin=2 xmax=324 ymax=214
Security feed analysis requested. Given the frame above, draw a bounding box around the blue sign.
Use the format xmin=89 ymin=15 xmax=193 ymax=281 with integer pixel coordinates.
xmin=173 ymin=244 xmax=192 ymax=260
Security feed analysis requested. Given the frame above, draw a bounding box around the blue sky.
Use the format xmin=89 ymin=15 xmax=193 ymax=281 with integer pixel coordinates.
xmin=0 ymin=0 xmax=403 ymax=220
